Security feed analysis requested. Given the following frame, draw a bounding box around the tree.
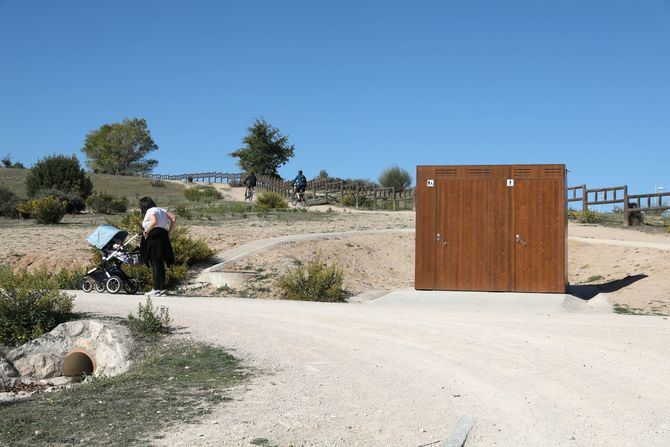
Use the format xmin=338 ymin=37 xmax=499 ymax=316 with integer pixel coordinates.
xmin=81 ymin=118 xmax=158 ymax=175
xmin=230 ymin=118 xmax=295 ymax=177
xmin=378 ymin=165 xmax=412 ymax=191
xmin=26 ymin=154 xmax=93 ymax=199
xmin=1 ymin=154 xmax=11 ymax=168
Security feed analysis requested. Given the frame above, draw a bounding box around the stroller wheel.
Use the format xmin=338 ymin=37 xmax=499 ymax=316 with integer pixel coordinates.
xmin=124 ymin=279 xmax=139 ymax=295
xmin=81 ymin=278 xmax=94 ymax=293
xmin=106 ymin=276 xmax=122 ymax=294
xmin=95 ymin=281 xmax=106 ymax=293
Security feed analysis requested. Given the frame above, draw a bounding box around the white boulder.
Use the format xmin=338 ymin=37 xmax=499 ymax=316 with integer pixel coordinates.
xmin=5 ymin=320 xmax=133 ymax=379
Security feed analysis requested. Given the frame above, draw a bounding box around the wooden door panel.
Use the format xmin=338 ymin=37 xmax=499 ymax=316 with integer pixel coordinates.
xmin=415 ymin=167 xmax=437 ymax=289
xmin=436 ymin=178 xmax=489 ymax=290
xmin=514 ymin=179 xmax=564 ymax=292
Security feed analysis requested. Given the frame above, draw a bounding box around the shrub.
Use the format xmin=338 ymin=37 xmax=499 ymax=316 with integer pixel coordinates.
xmin=187 ymin=176 xmax=193 ymax=183
xmin=36 ymin=188 xmax=86 ymax=214
xmin=170 ymin=226 xmax=215 ymax=266
xmin=26 ymin=154 xmax=93 ymax=199
xmin=32 ymin=196 xmax=67 ymax=224
xmin=15 ymin=200 xmax=34 ymax=218
xmin=277 ymin=258 xmax=345 ymax=302
xmin=256 ymin=192 xmax=288 ymax=210
xmin=183 ymin=186 xmax=222 ymax=202
xmin=150 ymin=179 xmax=166 ymax=187
xmin=127 ymin=296 xmax=172 ymax=335
xmin=0 ymin=185 xmax=19 ymax=218
xmin=378 ymin=165 xmax=412 ymax=191
xmin=110 ymin=197 xmax=128 ymax=213
xmin=0 ymin=267 xmax=74 ymax=345
xmin=86 ymin=191 xmax=128 ymax=214
xmin=174 ymin=203 xmax=193 ymax=220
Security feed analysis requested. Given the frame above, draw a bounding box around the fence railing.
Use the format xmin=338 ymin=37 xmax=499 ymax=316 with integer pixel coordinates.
xmin=145 ymin=172 xmax=242 ymax=183
xmin=568 ymin=184 xmax=670 ymax=225
xmin=145 ymin=171 xmax=667 ymax=222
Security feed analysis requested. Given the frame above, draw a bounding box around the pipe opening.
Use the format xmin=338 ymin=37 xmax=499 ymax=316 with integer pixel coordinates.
xmin=63 ymin=351 xmax=95 ymax=377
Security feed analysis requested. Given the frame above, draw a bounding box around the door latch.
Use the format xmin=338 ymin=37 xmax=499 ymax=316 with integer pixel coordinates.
xmin=515 ymin=234 xmax=527 ymax=247
xmin=436 ymin=233 xmax=441 ymax=241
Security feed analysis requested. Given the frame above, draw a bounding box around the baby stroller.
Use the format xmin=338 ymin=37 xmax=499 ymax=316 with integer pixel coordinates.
xmin=82 ymin=224 xmax=141 ymax=294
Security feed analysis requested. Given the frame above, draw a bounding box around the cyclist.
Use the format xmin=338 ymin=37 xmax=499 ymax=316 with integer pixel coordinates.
xmin=292 ymin=170 xmax=307 ymax=203
xmin=243 ymin=171 xmax=257 ymax=200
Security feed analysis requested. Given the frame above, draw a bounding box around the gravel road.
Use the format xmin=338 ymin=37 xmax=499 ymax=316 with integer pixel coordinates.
xmin=73 ymin=290 xmax=670 ymax=447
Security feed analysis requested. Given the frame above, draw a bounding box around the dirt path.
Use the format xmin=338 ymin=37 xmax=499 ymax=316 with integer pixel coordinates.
xmin=73 ymin=291 xmax=670 ymax=447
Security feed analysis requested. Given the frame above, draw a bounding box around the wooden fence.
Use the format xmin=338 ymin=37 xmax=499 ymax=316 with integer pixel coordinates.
xmin=567 ymin=184 xmax=670 ymax=225
xmin=145 ymin=171 xmax=668 ymax=222
xmin=146 ymin=172 xmax=242 ymax=183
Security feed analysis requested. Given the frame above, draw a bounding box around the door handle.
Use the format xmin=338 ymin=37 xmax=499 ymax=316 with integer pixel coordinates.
xmin=515 ymin=234 xmax=527 ymax=247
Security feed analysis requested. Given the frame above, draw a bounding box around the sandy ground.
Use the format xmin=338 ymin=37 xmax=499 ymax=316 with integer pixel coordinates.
xmin=72 ymin=291 xmax=670 ymax=447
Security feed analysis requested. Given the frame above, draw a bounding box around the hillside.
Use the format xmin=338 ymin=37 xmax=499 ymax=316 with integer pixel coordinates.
xmin=0 ymin=167 xmax=187 ymax=205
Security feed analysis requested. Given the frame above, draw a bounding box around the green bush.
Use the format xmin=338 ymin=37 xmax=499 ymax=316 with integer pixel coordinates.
xmin=568 ymin=209 xmax=603 ymax=223
xmin=183 ymin=186 xmax=221 ymax=202
xmin=26 ymin=154 xmax=93 ymax=199
xmin=378 ymin=165 xmax=412 ymax=191
xmin=170 ymin=226 xmax=215 ymax=266
xmin=174 ymin=203 xmax=193 ymax=220
xmin=0 ymin=185 xmax=20 ymax=218
xmin=127 ymin=296 xmax=172 ymax=335
xmin=277 ymin=259 xmax=345 ymax=302
xmin=32 ymin=196 xmax=67 ymax=224
xmin=86 ymin=191 xmax=128 ymax=214
xmin=0 ymin=267 xmax=74 ymax=345
xmin=341 ymin=193 xmax=373 ymax=208
xmin=36 ymin=188 xmax=85 ymax=214
xmin=256 ymin=192 xmax=288 ymax=209
xmin=15 ymin=200 xmax=34 ymax=218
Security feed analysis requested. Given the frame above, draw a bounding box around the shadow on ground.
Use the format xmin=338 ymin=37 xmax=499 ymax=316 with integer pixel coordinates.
xmin=567 ymin=274 xmax=648 ymax=300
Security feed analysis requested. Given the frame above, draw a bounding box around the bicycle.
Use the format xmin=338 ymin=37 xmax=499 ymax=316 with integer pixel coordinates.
xmin=244 ymin=186 xmax=254 ymax=202
xmin=291 ymin=187 xmax=308 ymax=208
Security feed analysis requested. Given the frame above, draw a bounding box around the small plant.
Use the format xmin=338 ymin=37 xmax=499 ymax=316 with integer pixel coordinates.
xmin=174 ymin=203 xmax=193 ymax=220
xmin=150 ymin=179 xmax=166 ymax=187
xmin=569 ymin=209 xmax=602 ymax=223
xmin=584 ymin=275 xmax=604 ymax=283
xmin=277 ymin=258 xmax=345 ymax=302
xmin=0 ymin=267 xmax=74 ymax=345
xmin=256 ymin=192 xmax=288 ymax=210
xmin=35 ymin=188 xmax=85 ymax=214
xmin=0 ymin=185 xmax=20 ymax=218
xmin=31 ymin=195 xmax=67 ymax=224
xmin=15 ymin=200 xmax=34 ymax=218
xmin=86 ymin=191 xmax=128 ymax=214
xmin=187 ymin=175 xmax=193 ymax=183
xmin=183 ymin=185 xmax=222 ymax=202
xmin=127 ymin=296 xmax=172 ymax=335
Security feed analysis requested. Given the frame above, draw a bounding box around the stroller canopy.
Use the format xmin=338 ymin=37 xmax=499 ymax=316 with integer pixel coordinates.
xmin=86 ymin=224 xmax=128 ymax=250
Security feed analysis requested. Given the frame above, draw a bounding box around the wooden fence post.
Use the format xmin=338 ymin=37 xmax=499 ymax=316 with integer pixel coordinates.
xmin=391 ymin=187 xmax=396 ymax=210
xmin=623 ymin=185 xmax=629 ymax=226
xmin=581 ymin=184 xmax=588 ymax=218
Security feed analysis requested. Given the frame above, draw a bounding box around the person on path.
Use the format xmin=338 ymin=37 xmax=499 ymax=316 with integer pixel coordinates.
xmin=139 ymin=197 xmax=176 ymax=297
xmin=292 ymin=170 xmax=307 ymax=194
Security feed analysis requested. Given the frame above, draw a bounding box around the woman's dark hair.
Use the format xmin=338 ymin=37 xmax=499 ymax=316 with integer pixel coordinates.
xmin=139 ymin=197 xmax=157 ymax=215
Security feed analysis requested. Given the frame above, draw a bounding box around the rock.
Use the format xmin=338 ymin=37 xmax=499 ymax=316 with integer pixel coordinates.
xmin=6 ymin=320 xmax=133 ymax=380
xmin=0 ymin=356 xmax=19 ymax=388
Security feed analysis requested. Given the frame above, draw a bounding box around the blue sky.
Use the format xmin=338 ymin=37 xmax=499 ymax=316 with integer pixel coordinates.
xmin=1 ymin=0 xmax=668 ymax=193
